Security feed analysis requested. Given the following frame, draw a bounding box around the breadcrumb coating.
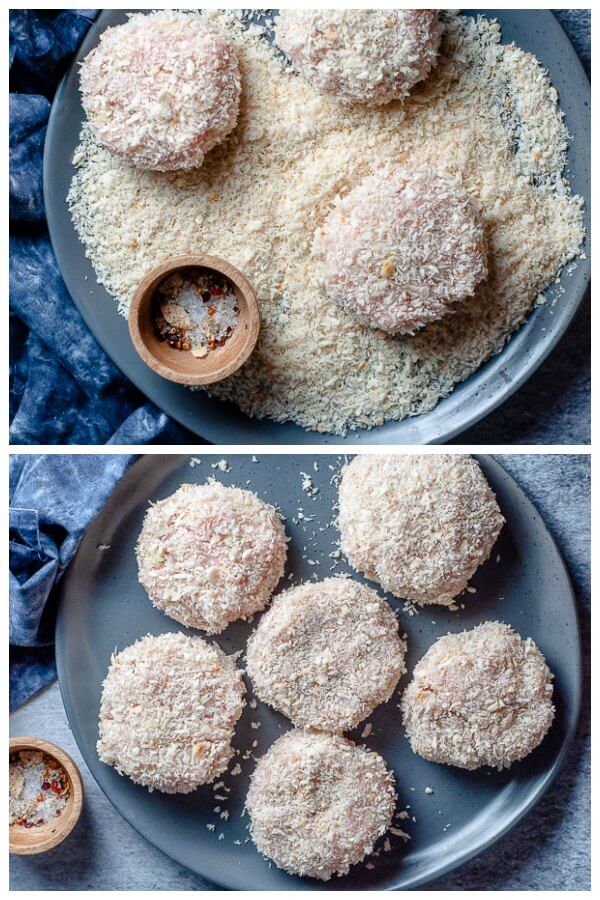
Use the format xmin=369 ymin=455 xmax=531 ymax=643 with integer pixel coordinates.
xmin=246 ymin=578 xmax=406 ymax=732
xmin=97 ymin=632 xmax=245 ymax=793
xmin=80 ymin=11 xmax=241 ymax=171
xmin=401 ymin=622 xmax=555 ymax=770
xmin=246 ymin=730 xmax=396 ymax=879
xmin=338 ymin=455 xmax=504 ymax=605
xmin=136 ymin=481 xmax=287 ymax=634
xmin=314 ymin=167 xmax=488 ymax=334
xmin=276 ymin=10 xmax=442 ymax=106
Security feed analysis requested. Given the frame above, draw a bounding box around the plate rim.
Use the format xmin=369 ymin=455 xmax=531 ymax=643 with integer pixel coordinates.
xmin=54 ymin=453 xmax=583 ymax=890
xmin=43 ymin=10 xmax=590 ymax=445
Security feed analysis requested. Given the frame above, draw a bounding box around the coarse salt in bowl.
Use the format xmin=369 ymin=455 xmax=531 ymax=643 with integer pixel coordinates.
xmin=128 ymin=255 xmax=260 ymax=387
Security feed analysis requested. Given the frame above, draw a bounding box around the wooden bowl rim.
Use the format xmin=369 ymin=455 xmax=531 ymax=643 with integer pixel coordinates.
xmin=128 ymin=254 xmax=260 ymax=386
xmin=9 ymin=736 xmax=84 ymax=855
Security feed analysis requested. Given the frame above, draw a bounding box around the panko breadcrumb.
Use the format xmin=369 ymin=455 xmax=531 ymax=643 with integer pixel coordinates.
xmin=246 ymin=730 xmax=396 ymax=880
xmin=401 ymin=622 xmax=555 ymax=770
xmin=97 ymin=632 xmax=245 ymax=793
xmin=275 ymin=10 xmax=442 ymax=106
xmin=80 ymin=11 xmax=241 ymax=171
xmin=313 ymin=167 xmax=488 ymax=334
xmin=246 ymin=578 xmax=406 ymax=732
xmin=338 ymin=455 xmax=504 ymax=605
xmin=136 ymin=481 xmax=287 ymax=634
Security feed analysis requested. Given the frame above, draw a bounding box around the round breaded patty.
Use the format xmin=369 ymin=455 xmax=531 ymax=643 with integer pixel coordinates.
xmin=402 ymin=622 xmax=555 ymax=770
xmin=136 ymin=481 xmax=287 ymax=634
xmin=313 ymin=168 xmax=488 ymax=335
xmin=275 ymin=10 xmax=442 ymax=106
xmin=246 ymin=730 xmax=396 ymax=880
xmin=338 ymin=454 xmax=504 ymax=606
xmin=246 ymin=578 xmax=406 ymax=732
xmin=97 ymin=632 xmax=245 ymax=793
xmin=80 ymin=11 xmax=241 ymax=171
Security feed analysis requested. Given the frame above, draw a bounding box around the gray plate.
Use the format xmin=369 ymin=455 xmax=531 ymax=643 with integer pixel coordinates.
xmin=44 ymin=11 xmax=590 ymax=445
xmin=55 ymin=454 xmax=581 ymax=890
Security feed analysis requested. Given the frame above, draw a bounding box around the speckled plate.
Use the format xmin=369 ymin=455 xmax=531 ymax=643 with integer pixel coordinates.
xmin=44 ymin=10 xmax=590 ymax=445
xmin=55 ymin=454 xmax=581 ymax=890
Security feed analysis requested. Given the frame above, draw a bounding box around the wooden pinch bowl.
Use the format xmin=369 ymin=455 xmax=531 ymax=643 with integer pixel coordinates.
xmin=9 ymin=737 xmax=84 ymax=855
xmin=128 ymin=255 xmax=260 ymax=386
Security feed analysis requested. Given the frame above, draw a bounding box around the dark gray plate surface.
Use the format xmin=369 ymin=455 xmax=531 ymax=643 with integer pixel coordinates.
xmin=44 ymin=11 xmax=590 ymax=445
xmin=55 ymin=454 xmax=581 ymax=890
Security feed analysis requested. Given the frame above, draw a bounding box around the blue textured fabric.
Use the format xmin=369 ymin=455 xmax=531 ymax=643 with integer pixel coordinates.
xmin=9 ymin=454 xmax=134 ymax=709
xmin=554 ymin=10 xmax=590 ymax=75
xmin=9 ymin=9 xmax=193 ymax=446
xmin=9 ymin=10 xmax=99 ymax=96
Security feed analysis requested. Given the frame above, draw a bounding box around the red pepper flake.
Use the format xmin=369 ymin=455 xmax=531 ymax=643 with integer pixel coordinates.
xmin=152 ymin=270 xmax=239 ymax=357
xmin=9 ymin=750 xmax=70 ymax=828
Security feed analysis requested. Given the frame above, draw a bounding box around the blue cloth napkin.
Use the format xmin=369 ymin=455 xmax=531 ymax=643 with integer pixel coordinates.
xmin=554 ymin=10 xmax=590 ymax=75
xmin=9 ymin=454 xmax=135 ymax=709
xmin=9 ymin=9 xmax=192 ymax=445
